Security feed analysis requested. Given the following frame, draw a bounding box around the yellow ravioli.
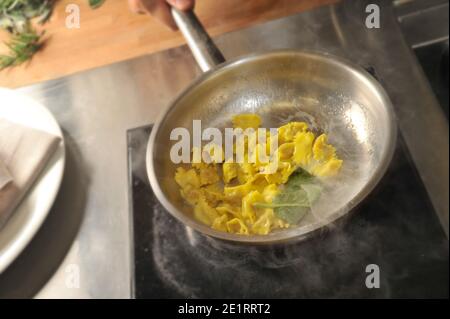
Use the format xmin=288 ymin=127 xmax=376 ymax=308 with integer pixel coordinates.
xmin=278 ymin=122 xmax=308 ymax=143
xmin=232 ymin=114 xmax=261 ymax=129
xmin=226 ymin=218 xmax=249 ymax=235
xmin=174 ymin=114 xmax=343 ymax=235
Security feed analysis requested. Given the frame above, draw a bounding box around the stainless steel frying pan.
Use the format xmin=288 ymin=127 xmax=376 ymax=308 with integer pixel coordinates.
xmin=146 ymin=8 xmax=397 ymax=244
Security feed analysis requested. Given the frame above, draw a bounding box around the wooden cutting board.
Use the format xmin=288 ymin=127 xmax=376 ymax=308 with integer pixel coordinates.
xmin=0 ymin=0 xmax=336 ymax=88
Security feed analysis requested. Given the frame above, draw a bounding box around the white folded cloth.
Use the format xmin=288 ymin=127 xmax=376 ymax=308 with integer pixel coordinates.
xmin=0 ymin=119 xmax=61 ymax=229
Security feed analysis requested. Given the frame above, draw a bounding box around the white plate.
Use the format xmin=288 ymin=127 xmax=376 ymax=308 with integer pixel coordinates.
xmin=0 ymin=88 xmax=65 ymax=274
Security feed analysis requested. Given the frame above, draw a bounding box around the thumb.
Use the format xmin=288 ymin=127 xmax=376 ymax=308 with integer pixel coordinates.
xmin=166 ymin=0 xmax=195 ymax=11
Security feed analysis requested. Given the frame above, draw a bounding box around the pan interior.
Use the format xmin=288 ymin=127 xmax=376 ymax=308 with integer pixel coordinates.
xmin=148 ymin=51 xmax=395 ymax=242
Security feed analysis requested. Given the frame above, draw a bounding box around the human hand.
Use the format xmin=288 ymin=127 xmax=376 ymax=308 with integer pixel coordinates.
xmin=128 ymin=0 xmax=195 ymax=30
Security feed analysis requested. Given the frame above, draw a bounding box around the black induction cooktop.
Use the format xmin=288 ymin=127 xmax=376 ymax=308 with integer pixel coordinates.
xmin=127 ymin=125 xmax=448 ymax=299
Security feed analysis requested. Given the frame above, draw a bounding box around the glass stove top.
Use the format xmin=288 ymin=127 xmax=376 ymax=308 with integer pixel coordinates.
xmin=127 ymin=125 xmax=448 ymax=298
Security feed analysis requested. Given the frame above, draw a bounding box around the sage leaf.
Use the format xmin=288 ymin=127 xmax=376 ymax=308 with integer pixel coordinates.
xmin=254 ymin=168 xmax=323 ymax=225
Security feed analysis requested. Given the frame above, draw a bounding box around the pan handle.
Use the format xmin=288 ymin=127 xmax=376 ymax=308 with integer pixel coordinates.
xmin=171 ymin=8 xmax=225 ymax=72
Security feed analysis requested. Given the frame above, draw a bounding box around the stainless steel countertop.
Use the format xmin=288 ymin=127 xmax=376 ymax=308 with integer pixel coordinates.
xmin=0 ymin=0 xmax=447 ymax=298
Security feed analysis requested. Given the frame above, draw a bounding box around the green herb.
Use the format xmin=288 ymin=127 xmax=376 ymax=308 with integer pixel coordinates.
xmin=89 ymin=0 xmax=105 ymax=9
xmin=0 ymin=24 xmax=42 ymax=69
xmin=0 ymin=0 xmax=105 ymax=70
xmin=254 ymin=168 xmax=322 ymax=224
xmin=0 ymin=0 xmax=53 ymax=33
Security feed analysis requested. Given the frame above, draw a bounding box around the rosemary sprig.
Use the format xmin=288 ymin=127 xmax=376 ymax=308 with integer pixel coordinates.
xmin=0 ymin=0 xmax=51 ymax=69
xmin=0 ymin=0 xmax=53 ymax=33
xmin=0 ymin=24 xmax=42 ymax=70
xmin=0 ymin=0 xmax=105 ymax=71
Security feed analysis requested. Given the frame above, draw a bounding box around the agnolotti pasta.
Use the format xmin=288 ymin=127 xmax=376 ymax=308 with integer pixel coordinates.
xmin=174 ymin=114 xmax=343 ymax=235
